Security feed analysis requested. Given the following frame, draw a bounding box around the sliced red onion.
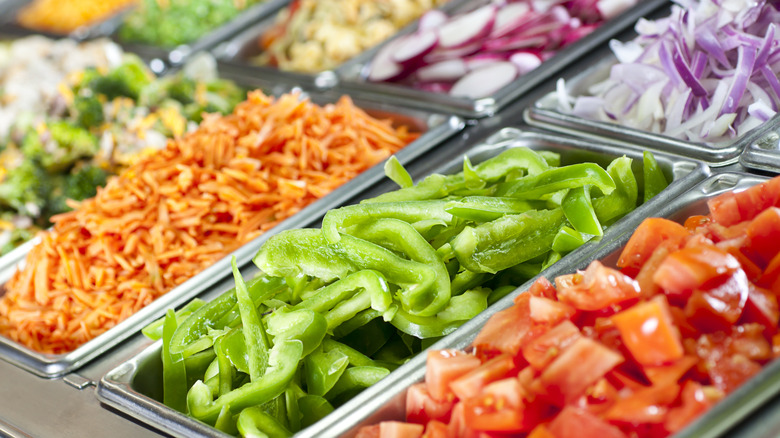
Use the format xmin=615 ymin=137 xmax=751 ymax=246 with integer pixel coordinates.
xmin=438 ymin=5 xmax=498 ymax=49
xmin=392 ymin=30 xmax=439 ymax=67
xmin=748 ymin=99 xmax=776 ymax=122
xmin=450 ymin=62 xmax=518 ymax=98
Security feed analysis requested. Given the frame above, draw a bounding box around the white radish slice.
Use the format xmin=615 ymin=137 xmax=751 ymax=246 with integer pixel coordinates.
xmin=424 ymin=42 xmax=482 ymax=63
xmin=416 ymin=59 xmax=468 ymax=82
xmin=368 ymin=38 xmax=411 ymax=82
xmin=482 ymin=35 xmax=548 ymax=52
xmin=450 ymin=61 xmax=518 ymax=98
xmin=438 ymin=5 xmax=498 ymax=49
xmin=490 ymin=2 xmax=532 ymax=38
xmin=464 ymin=53 xmax=507 ymax=70
xmin=509 ymin=51 xmax=542 ymax=74
xmin=419 ymin=10 xmax=448 ymax=30
xmin=392 ymin=30 xmax=439 ymax=67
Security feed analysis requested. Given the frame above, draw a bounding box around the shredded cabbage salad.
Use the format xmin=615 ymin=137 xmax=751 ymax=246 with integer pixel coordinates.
xmin=558 ymin=0 xmax=780 ymax=144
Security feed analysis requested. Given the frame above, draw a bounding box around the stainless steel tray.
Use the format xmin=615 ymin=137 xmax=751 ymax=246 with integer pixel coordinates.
xmin=334 ymin=0 xmax=670 ymax=119
xmin=96 ymin=128 xmax=709 ymax=438
xmin=318 ymin=172 xmax=780 ymax=438
xmin=212 ymin=0 xmax=475 ymax=91
xmin=523 ymin=16 xmax=780 ymax=167
xmin=740 ymin=119 xmax=780 ymax=174
xmin=0 ymin=84 xmax=463 ymax=378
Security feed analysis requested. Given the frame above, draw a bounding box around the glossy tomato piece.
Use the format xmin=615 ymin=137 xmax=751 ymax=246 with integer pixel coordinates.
xmin=617 ymin=218 xmax=690 ymax=271
xmin=425 ymin=350 xmax=482 ymax=402
xmin=548 ymin=406 xmax=627 ymax=438
xmin=643 ymin=355 xmax=699 ymax=386
xmin=684 ymin=215 xmax=710 ymax=233
xmin=557 ymin=261 xmax=641 ymax=311
xmin=528 ymin=277 xmax=557 ymax=300
xmin=653 ymin=244 xmax=741 ymax=298
xmin=529 ymin=296 xmax=576 ymax=325
xmin=664 ymin=381 xmax=724 ymax=433
xmin=450 ymin=354 xmax=518 ymax=402
xmin=741 ymin=284 xmax=780 ymax=336
xmin=540 ymin=337 xmax=624 ymax=405
xmin=746 ymin=207 xmax=780 ymax=265
xmin=603 ymin=379 xmax=680 ymax=425
xmin=611 ymin=295 xmax=684 ymax=366
xmin=378 ymin=421 xmax=424 ymax=438
xmin=633 ymin=241 xmax=676 ymax=299
xmin=527 ymin=423 xmax=557 ymax=438
xmin=462 ymin=378 xmax=547 ymax=433
xmin=422 ymin=420 xmax=447 ymax=438
xmin=356 ymin=424 xmax=380 ymax=438
xmin=448 ymin=402 xmax=479 ymax=438
xmin=473 ymin=294 xmax=544 ymax=356
xmin=406 ymin=383 xmax=455 ymax=425
xmin=708 ymin=176 xmax=780 ymax=227
xmin=522 ymin=320 xmax=582 ymax=370
xmin=684 ymin=269 xmax=749 ymax=332
xmin=695 ymin=330 xmax=765 ymax=393
xmin=759 ymin=250 xmax=780 ymax=294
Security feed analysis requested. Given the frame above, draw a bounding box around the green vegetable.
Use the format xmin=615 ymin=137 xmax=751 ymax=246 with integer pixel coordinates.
xmin=86 ymin=57 xmax=153 ymax=100
xmin=21 ymin=121 xmax=99 ymax=173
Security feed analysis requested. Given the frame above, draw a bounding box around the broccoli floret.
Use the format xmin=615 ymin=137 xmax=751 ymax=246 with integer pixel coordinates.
xmin=89 ymin=57 xmax=154 ymax=101
xmin=166 ymin=77 xmax=196 ymax=105
xmin=21 ymin=121 xmax=99 ymax=172
xmin=0 ymin=159 xmax=50 ymax=218
xmin=74 ymin=95 xmax=105 ymax=128
xmin=66 ymin=164 xmax=108 ymax=201
xmin=184 ymin=79 xmax=245 ymax=122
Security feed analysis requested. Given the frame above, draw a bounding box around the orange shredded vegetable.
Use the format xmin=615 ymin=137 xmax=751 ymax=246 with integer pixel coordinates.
xmin=17 ymin=0 xmax=137 ymax=34
xmin=0 ymin=91 xmax=418 ymax=354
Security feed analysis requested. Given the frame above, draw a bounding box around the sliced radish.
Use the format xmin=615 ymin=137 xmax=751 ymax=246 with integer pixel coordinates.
xmin=424 ymin=42 xmax=482 ymax=63
xmin=414 ymin=81 xmax=454 ymax=94
xmin=419 ymin=9 xmax=448 ymax=30
xmin=392 ymin=30 xmax=439 ymax=67
xmin=416 ymin=59 xmax=468 ymax=82
xmin=490 ymin=2 xmax=533 ymax=38
xmin=464 ymin=53 xmax=508 ymax=70
xmin=483 ymin=35 xmax=548 ymax=52
xmin=450 ymin=61 xmax=518 ymax=98
xmin=438 ymin=4 xmax=498 ymax=49
xmin=509 ymin=51 xmax=543 ymax=74
xmin=368 ymin=38 xmax=412 ymax=82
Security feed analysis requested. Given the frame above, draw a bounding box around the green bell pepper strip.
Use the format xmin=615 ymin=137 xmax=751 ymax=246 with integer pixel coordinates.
xmin=462 ymin=156 xmax=486 ymax=190
xmin=304 ymin=346 xmax=350 ymax=396
xmin=322 ymin=338 xmax=383 ymax=368
xmin=643 ymin=151 xmax=668 ymax=203
xmin=215 ymin=335 xmax=236 ymax=397
xmin=298 ymin=395 xmax=335 ymax=428
xmin=487 ymin=285 xmax=518 ymax=305
xmin=187 ymin=339 xmax=303 ymax=424
xmin=390 ymin=288 xmax=490 ymax=338
xmin=170 ymin=274 xmax=287 ymax=356
xmin=233 ymin=257 xmax=271 ymax=382
xmin=384 ymin=156 xmax=413 ymax=189
xmin=292 ymin=269 xmax=392 ymax=317
xmin=593 ymin=156 xmax=638 ymax=225
xmin=551 ymin=225 xmax=588 ymax=254
xmin=451 ymin=270 xmax=491 ymax=296
xmin=214 ymin=405 xmax=238 ymax=435
xmin=184 ymin=349 xmax=216 ymax=387
xmin=237 ymin=406 xmax=293 ymax=438
xmin=562 ymin=186 xmax=602 ymax=236
xmin=445 ymin=147 xmax=551 ymax=187
xmin=543 ymin=251 xmax=563 ymax=270
xmin=496 ymin=163 xmax=616 ymax=200
xmin=265 ymin=308 xmax=327 ymax=357
xmin=332 ymin=308 xmax=382 ymax=338
xmin=321 ymin=200 xmax=453 ymax=244
xmin=365 ymin=173 xmax=449 ymax=203
xmin=162 ymin=308 xmax=188 ymax=413
xmin=143 ymin=298 xmax=206 ymax=341
xmin=285 ymin=384 xmax=306 ymax=433
xmin=538 ymin=150 xmax=561 ymax=167
xmin=348 ymin=218 xmax=451 ymax=316
xmin=450 ymin=208 xmax=567 ymax=274
xmin=325 ymin=366 xmax=391 ymax=402
xmin=445 ymin=197 xmax=545 ymax=222
xmin=253 ymin=229 xmax=357 ymax=282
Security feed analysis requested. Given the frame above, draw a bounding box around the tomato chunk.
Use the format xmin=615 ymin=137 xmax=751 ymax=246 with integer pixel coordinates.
xmin=379 ymin=421 xmax=423 ymax=438
xmin=557 ymin=261 xmax=640 ymax=311
xmin=653 ymin=245 xmax=741 ymax=297
xmin=684 ymin=269 xmax=749 ymax=332
xmin=617 ymin=218 xmax=690 ymax=271
xmin=462 ymin=378 xmax=544 ymax=433
xmin=522 ymin=320 xmax=582 ymax=370
xmin=665 ymin=382 xmax=723 ymax=433
xmin=422 ymin=420 xmax=447 ymax=438
xmin=529 ymin=296 xmax=576 ymax=325
xmin=746 ymin=207 xmax=780 ymax=265
xmin=406 ymin=383 xmax=454 ymax=425
xmin=528 ymin=277 xmax=556 ymax=299
xmin=425 ymin=350 xmax=481 ymax=402
xmin=741 ymin=284 xmax=780 ymax=335
xmin=548 ymin=406 xmax=627 ymax=438
xmin=708 ymin=176 xmax=780 ymax=226
xmin=611 ymin=295 xmax=684 ymax=366
xmin=450 ymin=354 xmax=517 ymax=402
xmin=603 ymin=379 xmax=681 ymax=424
xmin=472 ymin=294 xmax=541 ymax=356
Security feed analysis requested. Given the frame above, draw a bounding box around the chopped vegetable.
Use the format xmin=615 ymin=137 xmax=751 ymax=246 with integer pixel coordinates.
xmin=17 ymin=0 xmax=137 ymax=34
xmin=256 ymin=0 xmax=449 ymax=73
xmin=145 ymin=147 xmax=668 ymax=436
xmin=0 ymin=91 xmax=416 ymax=354
xmin=359 ymin=174 xmax=780 ymax=438
xmin=368 ymin=0 xmax=640 ymax=98
xmin=558 ymin=0 xmax=780 ymax=143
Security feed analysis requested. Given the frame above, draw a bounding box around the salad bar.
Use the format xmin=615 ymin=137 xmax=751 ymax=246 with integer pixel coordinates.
xmin=2 ymin=0 xmax=780 ymax=437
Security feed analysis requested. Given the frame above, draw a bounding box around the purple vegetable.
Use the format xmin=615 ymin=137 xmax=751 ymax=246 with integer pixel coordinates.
xmin=450 ymin=62 xmax=519 ymax=98
xmin=392 ymin=30 xmax=439 ymax=67
xmin=438 ymin=4 xmax=498 ymax=49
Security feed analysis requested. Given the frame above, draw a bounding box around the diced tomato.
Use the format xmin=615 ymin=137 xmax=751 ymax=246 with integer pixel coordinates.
xmin=617 ymin=218 xmax=690 ymax=271
xmin=745 ymin=207 xmax=780 ymax=266
xmin=707 ymin=221 xmax=751 ymax=243
xmin=610 ymin=295 xmax=684 ymax=366
xmin=684 ymin=215 xmax=710 ymax=233
xmin=708 ymin=176 xmax=780 ymax=227
xmin=741 ymin=284 xmax=780 ymax=335
xmin=527 ymin=423 xmax=557 ymax=438
xmin=356 ymin=425 xmax=381 ymax=438
xmin=643 ymin=355 xmax=698 ymax=386
xmin=653 ymin=244 xmax=741 ymax=298
xmin=695 ymin=331 xmax=764 ymax=393
xmin=376 ymin=422 xmax=424 ymax=438
xmin=557 ymin=261 xmax=641 ymax=311
xmin=529 ymin=296 xmax=576 ymax=325
xmin=633 ymin=241 xmax=675 ymax=299
xmin=540 ymin=337 xmax=624 ymax=405
xmin=448 ymin=402 xmax=479 ymax=438
xmin=528 ymin=277 xmax=557 ymax=300
xmin=773 ymin=334 xmax=780 ymax=358
xmin=425 ymin=350 xmax=482 ymax=402
xmin=727 ymin=324 xmax=773 ymax=361
xmin=462 ymin=378 xmax=546 ymax=433
xmin=721 ymin=244 xmax=764 ymax=283
xmin=406 ymin=383 xmax=455 ymax=425
xmin=472 ymin=294 xmax=544 ymax=356
xmin=603 ymin=379 xmax=680 ymax=425
xmin=422 ymin=420 xmax=448 ymax=438
xmin=760 ymin=250 xmax=780 ymax=294
xmin=684 ymin=269 xmax=749 ymax=332
xmin=522 ymin=320 xmax=582 ymax=370
xmin=665 ymin=382 xmax=724 ymax=433
xmin=548 ymin=406 xmax=628 ymax=438
xmin=450 ymin=354 xmax=517 ymax=402
xmin=606 ymin=369 xmax=648 ymax=391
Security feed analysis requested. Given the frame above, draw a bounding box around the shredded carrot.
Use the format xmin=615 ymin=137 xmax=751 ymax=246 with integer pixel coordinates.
xmin=17 ymin=0 xmax=137 ymax=33
xmin=0 ymin=91 xmax=418 ymax=354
